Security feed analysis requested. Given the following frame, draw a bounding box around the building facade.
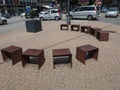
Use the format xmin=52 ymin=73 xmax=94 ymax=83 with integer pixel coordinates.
xmin=0 ymin=0 xmax=119 ymax=16
xmin=0 ymin=0 xmax=38 ymax=16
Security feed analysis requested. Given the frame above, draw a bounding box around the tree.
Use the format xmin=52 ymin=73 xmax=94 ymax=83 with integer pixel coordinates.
xmin=29 ymin=10 xmax=36 ymax=18
xmin=89 ymin=0 xmax=96 ymax=5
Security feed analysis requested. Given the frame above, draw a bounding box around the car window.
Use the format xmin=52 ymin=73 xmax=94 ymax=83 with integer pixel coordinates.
xmin=51 ymin=10 xmax=58 ymax=13
xmin=87 ymin=7 xmax=95 ymax=11
xmin=74 ymin=8 xmax=79 ymax=12
xmin=102 ymin=7 xmax=107 ymax=9
xmin=78 ymin=7 xmax=84 ymax=11
xmin=84 ymin=7 xmax=87 ymax=11
xmin=109 ymin=8 xmax=118 ymax=11
xmin=45 ymin=12 xmax=48 ymax=14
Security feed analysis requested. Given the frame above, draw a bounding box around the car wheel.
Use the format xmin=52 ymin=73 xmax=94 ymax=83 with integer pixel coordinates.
xmin=2 ymin=20 xmax=7 ymax=25
xmin=115 ymin=15 xmax=118 ymax=18
xmin=87 ymin=15 xmax=93 ymax=20
xmin=105 ymin=15 xmax=108 ymax=18
xmin=55 ymin=16 xmax=59 ymax=21
xmin=40 ymin=17 xmax=44 ymax=21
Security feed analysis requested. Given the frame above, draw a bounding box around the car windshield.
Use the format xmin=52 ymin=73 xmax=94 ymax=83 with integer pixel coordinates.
xmin=102 ymin=7 xmax=107 ymax=9
xmin=40 ymin=11 xmax=48 ymax=14
xmin=109 ymin=8 xmax=118 ymax=11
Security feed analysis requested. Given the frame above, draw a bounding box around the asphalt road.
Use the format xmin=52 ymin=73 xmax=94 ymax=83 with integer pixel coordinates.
xmin=99 ymin=13 xmax=120 ymax=26
xmin=0 ymin=14 xmax=120 ymax=34
xmin=0 ymin=17 xmax=26 ymax=34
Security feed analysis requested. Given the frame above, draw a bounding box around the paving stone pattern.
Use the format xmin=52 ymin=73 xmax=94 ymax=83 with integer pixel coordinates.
xmin=0 ymin=20 xmax=120 ymax=90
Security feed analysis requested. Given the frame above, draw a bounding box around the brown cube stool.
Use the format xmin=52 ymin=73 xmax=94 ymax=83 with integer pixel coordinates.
xmin=76 ymin=44 xmax=99 ymax=65
xmin=1 ymin=45 xmax=22 ymax=65
xmin=90 ymin=27 xmax=101 ymax=37
xmin=22 ymin=49 xmax=45 ymax=69
xmin=60 ymin=24 xmax=69 ymax=30
xmin=81 ymin=25 xmax=91 ymax=34
xmin=71 ymin=24 xmax=80 ymax=31
xmin=53 ymin=48 xmax=72 ymax=69
xmin=97 ymin=31 xmax=109 ymax=41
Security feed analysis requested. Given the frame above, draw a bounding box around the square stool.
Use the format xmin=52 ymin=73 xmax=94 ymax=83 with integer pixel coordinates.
xmin=90 ymin=27 xmax=101 ymax=37
xmin=53 ymin=48 xmax=72 ymax=69
xmin=22 ymin=49 xmax=45 ymax=69
xmin=76 ymin=44 xmax=99 ymax=65
xmin=1 ymin=45 xmax=22 ymax=65
xmin=97 ymin=31 xmax=109 ymax=41
xmin=71 ymin=24 xmax=80 ymax=31
xmin=81 ymin=26 xmax=91 ymax=34
xmin=60 ymin=24 xmax=69 ymax=30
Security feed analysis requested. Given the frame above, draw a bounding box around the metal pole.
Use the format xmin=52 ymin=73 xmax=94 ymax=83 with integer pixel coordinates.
xmin=3 ymin=0 xmax=8 ymax=13
xmin=67 ymin=0 xmax=71 ymax=25
xmin=11 ymin=0 xmax=14 ymax=16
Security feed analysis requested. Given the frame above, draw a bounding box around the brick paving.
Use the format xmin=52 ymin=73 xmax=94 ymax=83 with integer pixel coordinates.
xmin=0 ymin=20 xmax=120 ymax=90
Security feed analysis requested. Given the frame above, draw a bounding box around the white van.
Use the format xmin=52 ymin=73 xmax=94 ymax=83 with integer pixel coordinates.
xmin=69 ymin=5 xmax=99 ymax=20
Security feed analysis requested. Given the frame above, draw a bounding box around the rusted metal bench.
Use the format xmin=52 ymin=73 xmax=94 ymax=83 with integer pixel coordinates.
xmin=71 ymin=24 xmax=80 ymax=31
xmin=81 ymin=25 xmax=91 ymax=34
xmin=22 ymin=49 xmax=45 ymax=69
xmin=60 ymin=24 xmax=69 ymax=30
xmin=76 ymin=44 xmax=99 ymax=65
xmin=53 ymin=48 xmax=72 ymax=69
xmin=97 ymin=31 xmax=109 ymax=41
xmin=90 ymin=27 xmax=102 ymax=37
xmin=1 ymin=45 xmax=22 ymax=65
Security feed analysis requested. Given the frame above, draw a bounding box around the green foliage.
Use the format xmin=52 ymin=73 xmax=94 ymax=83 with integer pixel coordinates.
xmin=29 ymin=10 xmax=36 ymax=18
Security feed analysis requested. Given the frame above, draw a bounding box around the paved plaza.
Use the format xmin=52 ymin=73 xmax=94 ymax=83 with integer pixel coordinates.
xmin=0 ymin=20 xmax=120 ymax=90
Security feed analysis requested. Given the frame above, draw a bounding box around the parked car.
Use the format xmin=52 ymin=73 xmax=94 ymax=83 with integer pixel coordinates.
xmin=20 ymin=13 xmax=25 ymax=17
xmin=39 ymin=8 xmax=62 ymax=21
xmin=105 ymin=7 xmax=119 ymax=17
xmin=2 ymin=13 xmax=11 ymax=19
xmin=69 ymin=5 xmax=99 ymax=20
xmin=0 ymin=16 xmax=7 ymax=25
xmin=101 ymin=7 xmax=108 ymax=13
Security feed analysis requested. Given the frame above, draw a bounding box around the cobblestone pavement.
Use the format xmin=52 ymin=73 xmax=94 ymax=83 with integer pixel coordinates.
xmin=0 ymin=20 xmax=120 ymax=90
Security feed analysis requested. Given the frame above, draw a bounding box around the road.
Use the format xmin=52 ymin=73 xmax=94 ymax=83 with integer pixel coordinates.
xmin=0 ymin=14 xmax=120 ymax=34
xmin=99 ymin=13 xmax=120 ymax=26
xmin=0 ymin=17 xmax=26 ymax=34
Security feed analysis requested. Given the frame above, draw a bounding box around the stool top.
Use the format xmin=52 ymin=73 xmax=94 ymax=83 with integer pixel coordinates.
xmin=1 ymin=45 xmax=22 ymax=53
xmin=92 ymin=27 xmax=101 ymax=30
xmin=22 ymin=49 xmax=43 ymax=56
xmin=53 ymin=48 xmax=71 ymax=57
xmin=77 ymin=44 xmax=98 ymax=52
xmin=61 ymin=24 xmax=68 ymax=25
xmin=81 ymin=25 xmax=91 ymax=27
xmin=71 ymin=24 xmax=80 ymax=26
xmin=98 ymin=31 xmax=109 ymax=34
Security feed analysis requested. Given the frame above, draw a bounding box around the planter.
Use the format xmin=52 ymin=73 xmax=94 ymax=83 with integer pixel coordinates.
xmin=25 ymin=19 xmax=42 ymax=33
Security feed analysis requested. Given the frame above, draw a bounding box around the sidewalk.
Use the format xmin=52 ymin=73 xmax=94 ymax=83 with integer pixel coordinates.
xmin=0 ymin=20 xmax=120 ymax=90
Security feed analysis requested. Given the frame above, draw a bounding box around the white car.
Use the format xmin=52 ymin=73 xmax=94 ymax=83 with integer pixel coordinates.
xmin=20 ymin=13 xmax=25 ymax=17
xmin=105 ymin=7 xmax=119 ymax=17
xmin=0 ymin=16 xmax=7 ymax=25
xmin=39 ymin=9 xmax=62 ymax=21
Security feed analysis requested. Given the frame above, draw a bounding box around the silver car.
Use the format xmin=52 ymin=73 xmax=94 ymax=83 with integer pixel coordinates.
xmin=101 ymin=7 xmax=108 ymax=13
xmin=105 ymin=7 xmax=119 ymax=17
xmin=39 ymin=9 xmax=62 ymax=21
xmin=0 ymin=16 xmax=7 ymax=25
xmin=69 ymin=5 xmax=99 ymax=20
